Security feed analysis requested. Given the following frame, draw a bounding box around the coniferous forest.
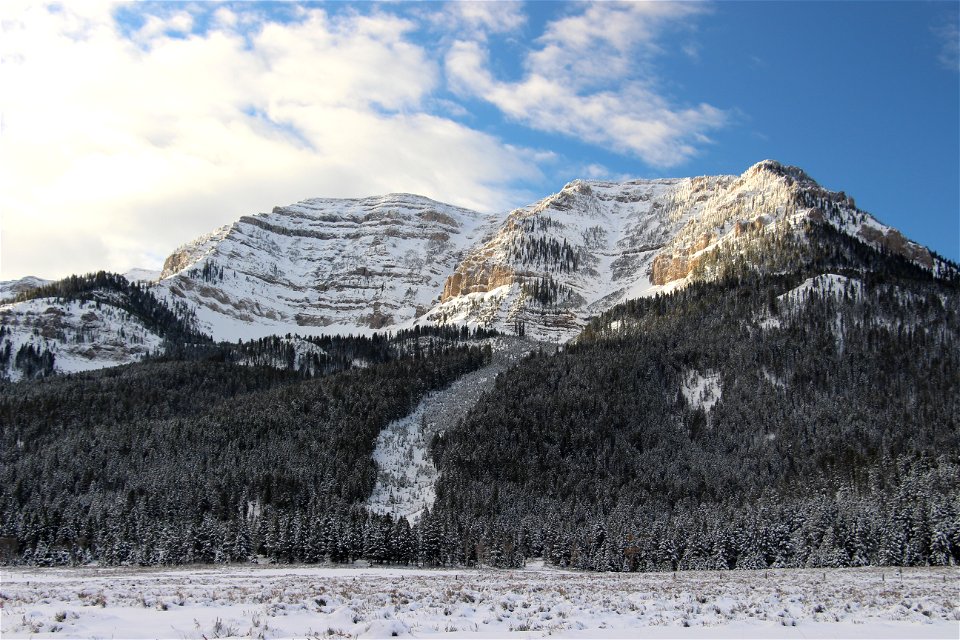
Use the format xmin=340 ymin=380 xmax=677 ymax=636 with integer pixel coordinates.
xmin=1 ymin=342 xmax=490 ymax=565
xmin=430 ymin=272 xmax=959 ymax=570
xmin=1 ymin=231 xmax=958 ymax=571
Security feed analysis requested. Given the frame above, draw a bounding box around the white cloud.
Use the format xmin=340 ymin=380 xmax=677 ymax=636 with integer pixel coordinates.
xmin=0 ymin=2 xmax=543 ymax=280
xmin=577 ymin=163 xmax=631 ymax=182
xmin=933 ymin=20 xmax=959 ymax=72
xmin=212 ymin=6 xmax=237 ymax=29
xmin=429 ymin=1 xmax=526 ymax=41
xmin=454 ymin=1 xmax=525 ymax=34
xmin=527 ymin=1 xmax=695 ymax=87
xmin=135 ymin=10 xmax=194 ymax=43
xmin=445 ymin=1 xmax=727 ymax=167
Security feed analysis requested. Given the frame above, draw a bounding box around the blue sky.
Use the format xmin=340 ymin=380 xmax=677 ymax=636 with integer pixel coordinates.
xmin=1 ymin=1 xmax=957 ymax=280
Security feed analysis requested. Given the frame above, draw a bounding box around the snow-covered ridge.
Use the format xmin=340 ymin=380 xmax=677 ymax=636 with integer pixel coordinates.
xmin=780 ymin=273 xmax=864 ymax=303
xmin=155 ymin=194 xmax=499 ymax=342
xmin=756 ymin=272 xmax=956 ymax=362
xmin=425 ymin=160 xmax=952 ymax=342
xmin=0 ymin=276 xmax=51 ymax=302
xmin=759 ymin=274 xmax=864 ymax=332
xmin=6 ymin=161 xmax=947 ymax=370
xmin=0 ymin=271 xmax=157 ymax=305
xmin=0 ymin=297 xmax=163 ymax=381
xmin=149 ymin=160 xmax=951 ymax=344
xmin=160 ymin=224 xmax=232 ymax=279
xmin=649 ymin=160 xmax=947 ymax=287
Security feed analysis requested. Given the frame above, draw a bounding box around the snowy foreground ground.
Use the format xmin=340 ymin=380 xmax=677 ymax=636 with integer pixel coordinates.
xmin=1 ymin=564 xmax=957 ymax=639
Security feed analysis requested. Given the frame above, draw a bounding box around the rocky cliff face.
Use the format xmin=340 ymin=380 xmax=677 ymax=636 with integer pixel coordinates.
xmin=645 ymin=160 xmax=936 ymax=286
xmin=154 ymin=194 xmax=498 ymax=341
xmin=150 ymin=161 xmax=953 ymax=343
xmin=3 ymin=161 xmax=949 ymax=380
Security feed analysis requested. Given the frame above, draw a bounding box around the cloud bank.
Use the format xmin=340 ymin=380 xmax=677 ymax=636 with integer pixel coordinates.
xmin=445 ymin=2 xmax=727 ymax=167
xmin=0 ymin=1 xmax=724 ymax=280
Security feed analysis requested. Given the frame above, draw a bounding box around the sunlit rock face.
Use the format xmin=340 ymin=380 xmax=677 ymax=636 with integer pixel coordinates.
xmin=155 ymin=194 xmax=498 ymax=341
xmin=154 ymin=161 xmax=951 ymax=343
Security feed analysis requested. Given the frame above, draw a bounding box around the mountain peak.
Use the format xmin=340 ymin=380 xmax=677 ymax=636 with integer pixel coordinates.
xmin=746 ymin=159 xmax=814 ymax=185
xmin=153 ymin=194 xmax=499 ymax=341
xmin=152 ymin=160 xmax=951 ymax=343
xmin=3 ymin=160 xmax=954 ymax=380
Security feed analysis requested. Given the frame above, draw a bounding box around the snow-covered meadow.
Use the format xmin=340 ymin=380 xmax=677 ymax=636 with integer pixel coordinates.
xmin=1 ymin=564 xmax=956 ymax=639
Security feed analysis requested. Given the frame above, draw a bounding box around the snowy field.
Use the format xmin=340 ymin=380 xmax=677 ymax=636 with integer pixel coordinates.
xmin=1 ymin=564 xmax=957 ymax=639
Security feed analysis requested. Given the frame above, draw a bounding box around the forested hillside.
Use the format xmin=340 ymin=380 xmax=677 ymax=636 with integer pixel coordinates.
xmin=2 ymin=183 xmax=958 ymax=571
xmin=4 ymin=258 xmax=957 ymax=570
xmin=428 ymin=265 xmax=959 ymax=570
xmin=0 ymin=271 xmax=206 ymax=381
xmin=0 ymin=343 xmax=489 ymax=565
xmin=13 ymin=271 xmax=206 ymax=345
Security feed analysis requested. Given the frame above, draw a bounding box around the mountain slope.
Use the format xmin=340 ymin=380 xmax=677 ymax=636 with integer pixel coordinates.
xmin=155 ymin=194 xmax=499 ymax=341
xmin=151 ymin=160 xmax=953 ymax=345
xmin=429 ymin=267 xmax=960 ymax=569
xmin=0 ymin=272 xmax=204 ymax=382
xmin=0 ymin=298 xmax=163 ymax=381
xmin=425 ymin=161 xmax=953 ymax=340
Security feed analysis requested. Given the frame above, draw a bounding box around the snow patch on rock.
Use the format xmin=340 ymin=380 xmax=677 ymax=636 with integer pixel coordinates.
xmin=778 ymin=273 xmax=864 ymax=306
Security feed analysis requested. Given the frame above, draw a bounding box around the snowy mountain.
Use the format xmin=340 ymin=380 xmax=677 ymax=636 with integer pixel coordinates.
xmin=1 ymin=160 xmax=953 ymax=379
xmin=0 ymin=276 xmax=51 ymax=303
xmin=3 ymin=163 xmax=957 ymax=575
xmin=425 ymin=160 xmax=950 ymax=340
xmin=152 ymin=160 xmax=951 ymax=344
xmin=155 ymin=194 xmax=499 ymax=341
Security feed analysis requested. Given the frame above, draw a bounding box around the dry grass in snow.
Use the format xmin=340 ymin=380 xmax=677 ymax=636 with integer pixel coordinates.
xmin=1 ymin=564 xmax=957 ymax=639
